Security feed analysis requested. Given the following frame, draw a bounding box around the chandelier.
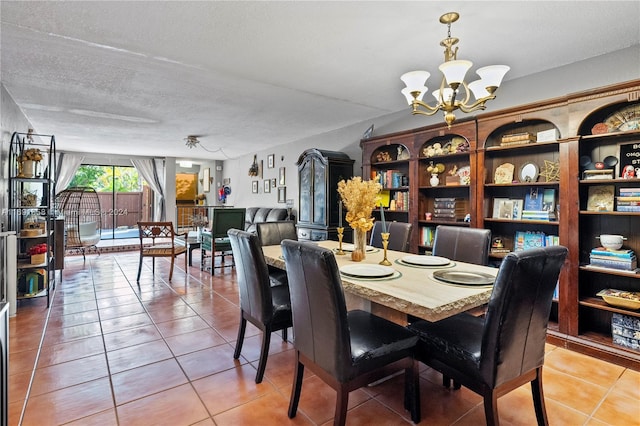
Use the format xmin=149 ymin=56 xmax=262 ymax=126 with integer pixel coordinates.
xmin=401 ymin=12 xmax=510 ymax=128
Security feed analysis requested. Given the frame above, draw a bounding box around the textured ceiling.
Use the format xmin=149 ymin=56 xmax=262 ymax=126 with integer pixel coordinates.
xmin=1 ymin=1 xmax=639 ymax=161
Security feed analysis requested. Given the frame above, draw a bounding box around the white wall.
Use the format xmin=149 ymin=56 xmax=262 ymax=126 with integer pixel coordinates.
xmin=222 ymin=46 xmax=640 ymax=212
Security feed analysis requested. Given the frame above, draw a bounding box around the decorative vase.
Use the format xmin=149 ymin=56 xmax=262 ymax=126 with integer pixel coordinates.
xmin=430 ymin=174 xmax=440 ymax=187
xmin=351 ymin=228 xmax=367 ymax=262
xmin=22 ymin=160 xmax=35 ymax=178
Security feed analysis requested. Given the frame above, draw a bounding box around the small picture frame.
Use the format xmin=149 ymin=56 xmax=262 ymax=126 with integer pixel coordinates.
xmin=278 ymin=187 xmax=286 ymax=203
xmin=271 ymin=178 xmax=276 ymax=188
xmin=252 ymin=181 xmax=258 ymax=194
xmin=202 ymin=168 xmax=211 ymax=193
xmin=267 ymin=154 xmax=275 ymax=169
xmin=279 ymin=167 xmax=286 ymax=185
xmin=264 ymin=179 xmax=271 ymax=193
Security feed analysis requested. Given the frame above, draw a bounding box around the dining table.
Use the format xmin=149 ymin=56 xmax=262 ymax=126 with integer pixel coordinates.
xmin=262 ymin=240 xmax=499 ymax=324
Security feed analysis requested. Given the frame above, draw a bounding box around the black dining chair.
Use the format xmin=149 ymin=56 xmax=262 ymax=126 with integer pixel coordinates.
xmin=201 ymin=207 xmax=246 ymax=274
xmin=227 ymin=228 xmax=293 ymax=383
xmin=256 ymin=221 xmax=297 ymax=287
xmin=431 ymin=225 xmax=492 ymax=265
xmin=369 ymin=221 xmax=413 ymax=252
xmin=281 ymin=240 xmax=421 ymax=426
xmin=408 ymin=246 xmax=568 ymax=426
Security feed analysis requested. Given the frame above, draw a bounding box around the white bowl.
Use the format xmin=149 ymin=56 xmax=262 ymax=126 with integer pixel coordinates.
xmin=598 ymin=234 xmax=626 ymax=250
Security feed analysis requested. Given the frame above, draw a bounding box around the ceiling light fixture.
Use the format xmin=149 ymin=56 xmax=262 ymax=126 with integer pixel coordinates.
xmin=400 ymin=12 xmax=510 ymax=128
xmin=184 ymin=135 xmax=201 ymax=149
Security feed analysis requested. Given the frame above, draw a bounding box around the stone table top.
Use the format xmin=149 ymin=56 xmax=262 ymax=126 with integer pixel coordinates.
xmin=262 ymin=240 xmax=498 ymax=322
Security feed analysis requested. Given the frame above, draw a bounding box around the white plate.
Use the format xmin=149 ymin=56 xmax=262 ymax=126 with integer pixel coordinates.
xmin=340 ymin=264 xmax=395 ymax=278
xmin=341 ymin=244 xmax=375 ymax=252
xmin=401 ymin=255 xmax=450 ymax=267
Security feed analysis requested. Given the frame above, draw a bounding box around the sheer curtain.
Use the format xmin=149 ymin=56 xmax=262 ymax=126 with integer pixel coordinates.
xmin=55 ymin=152 xmax=85 ymax=194
xmin=131 ymin=158 xmax=166 ymax=221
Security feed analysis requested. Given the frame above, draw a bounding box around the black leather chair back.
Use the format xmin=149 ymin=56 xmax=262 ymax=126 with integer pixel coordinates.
xmin=281 ymin=240 xmax=352 ymax=380
xmin=369 ymin=221 xmax=413 ymax=252
xmin=228 ymin=228 xmax=274 ymax=324
xmin=256 ymin=221 xmax=297 ymax=246
xmin=432 ymin=225 xmax=491 ymax=265
xmin=480 ymin=246 xmax=567 ymax=387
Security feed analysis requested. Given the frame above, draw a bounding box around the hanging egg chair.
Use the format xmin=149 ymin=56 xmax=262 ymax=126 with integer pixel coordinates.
xmin=55 ymin=187 xmax=102 ymax=259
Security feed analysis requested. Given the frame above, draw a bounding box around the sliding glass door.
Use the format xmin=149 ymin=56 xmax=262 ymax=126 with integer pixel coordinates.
xmin=68 ymin=165 xmax=150 ymax=239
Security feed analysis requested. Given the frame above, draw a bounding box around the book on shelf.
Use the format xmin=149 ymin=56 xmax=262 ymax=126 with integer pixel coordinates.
xmin=524 ymin=188 xmax=543 ymax=211
xmin=513 ymin=231 xmax=559 ymax=251
xmin=619 ymin=187 xmax=640 ymax=196
xmin=501 ymin=132 xmax=536 ymax=144
xmin=584 ymin=264 xmax=640 ymax=275
xmin=589 ymin=255 xmax=637 ymax=270
xmin=434 ymin=198 xmax=463 ymax=209
xmin=616 ymin=205 xmax=640 ymax=212
xmin=590 ymin=247 xmax=635 ymax=258
xmin=542 ymin=189 xmax=556 ymax=212
xmin=521 ymin=210 xmax=556 ymax=221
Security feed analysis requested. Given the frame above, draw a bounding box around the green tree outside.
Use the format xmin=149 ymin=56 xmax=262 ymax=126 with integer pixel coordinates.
xmin=69 ymin=165 xmax=142 ymax=192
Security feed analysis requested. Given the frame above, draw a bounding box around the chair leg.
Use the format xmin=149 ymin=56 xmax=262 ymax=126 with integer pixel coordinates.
xmin=288 ymin=355 xmax=305 ymax=418
xmin=334 ymin=385 xmax=349 ymax=426
xmin=136 ymin=256 xmax=143 ymax=282
xmin=169 ymin=256 xmax=175 ymax=281
xmin=483 ymin=390 xmax=499 ymax=426
xmin=406 ymin=360 xmax=421 ymax=424
xmin=531 ymin=367 xmax=549 ymax=426
xmin=255 ymin=326 xmax=272 ymax=383
xmin=282 ymin=327 xmax=288 ymax=342
xmin=442 ymin=374 xmax=451 ymax=388
xmin=233 ymin=316 xmax=247 ymax=359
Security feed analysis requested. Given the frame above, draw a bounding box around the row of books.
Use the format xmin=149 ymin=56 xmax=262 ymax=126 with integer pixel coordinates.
xmin=513 ymin=231 xmax=560 ymax=252
xmin=373 ymin=170 xmax=407 ymax=189
xmin=588 ymin=247 xmax=638 ymax=272
xmin=420 ymin=226 xmax=435 ymax=247
xmin=433 ymin=197 xmax=467 ymax=221
xmin=617 ymin=187 xmax=640 ymax=212
xmin=389 ymin=191 xmax=409 ymax=212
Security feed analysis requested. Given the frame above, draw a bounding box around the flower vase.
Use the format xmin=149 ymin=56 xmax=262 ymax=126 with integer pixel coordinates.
xmin=351 ymin=228 xmax=367 ymax=262
xmin=430 ymin=174 xmax=440 ymax=187
xmin=22 ymin=160 xmax=34 ymax=178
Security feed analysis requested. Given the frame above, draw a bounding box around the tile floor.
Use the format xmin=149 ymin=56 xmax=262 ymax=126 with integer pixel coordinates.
xmin=8 ymin=251 xmax=640 ymax=426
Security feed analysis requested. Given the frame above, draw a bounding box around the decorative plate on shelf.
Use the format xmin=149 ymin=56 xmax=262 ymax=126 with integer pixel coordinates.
xmin=603 ymin=103 xmax=640 ymax=132
xmin=456 ymin=166 xmax=471 ymax=185
xmin=596 ymin=289 xmax=640 ymax=310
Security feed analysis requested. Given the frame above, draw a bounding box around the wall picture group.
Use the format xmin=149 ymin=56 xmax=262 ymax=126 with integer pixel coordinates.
xmin=250 ymin=158 xmax=285 ymax=201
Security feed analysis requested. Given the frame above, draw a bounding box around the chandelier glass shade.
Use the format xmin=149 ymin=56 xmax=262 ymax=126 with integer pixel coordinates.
xmin=401 ymin=12 xmax=509 ymax=127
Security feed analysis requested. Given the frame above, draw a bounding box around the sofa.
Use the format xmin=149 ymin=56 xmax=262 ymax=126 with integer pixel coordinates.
xmin=245 ymin=207 xmax=288 ymax=233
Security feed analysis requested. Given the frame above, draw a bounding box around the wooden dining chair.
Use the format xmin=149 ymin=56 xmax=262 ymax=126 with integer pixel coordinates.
xmin=281 ymin=239 xmax=421 ymax=426
xmin=408 ymin=246 xmax=568 ymax=426
xmin=432 ymin=225 xmax=492 ymax=265
xmin=228 ymin=228 xmax=292 ymax=383
xmin=256 ymin=221 xmax=297 ymax=287
xmin=369 ymin=221 xmax=413 ymax=252
xmin=136 ymin=221 xmax=187 ymax=282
